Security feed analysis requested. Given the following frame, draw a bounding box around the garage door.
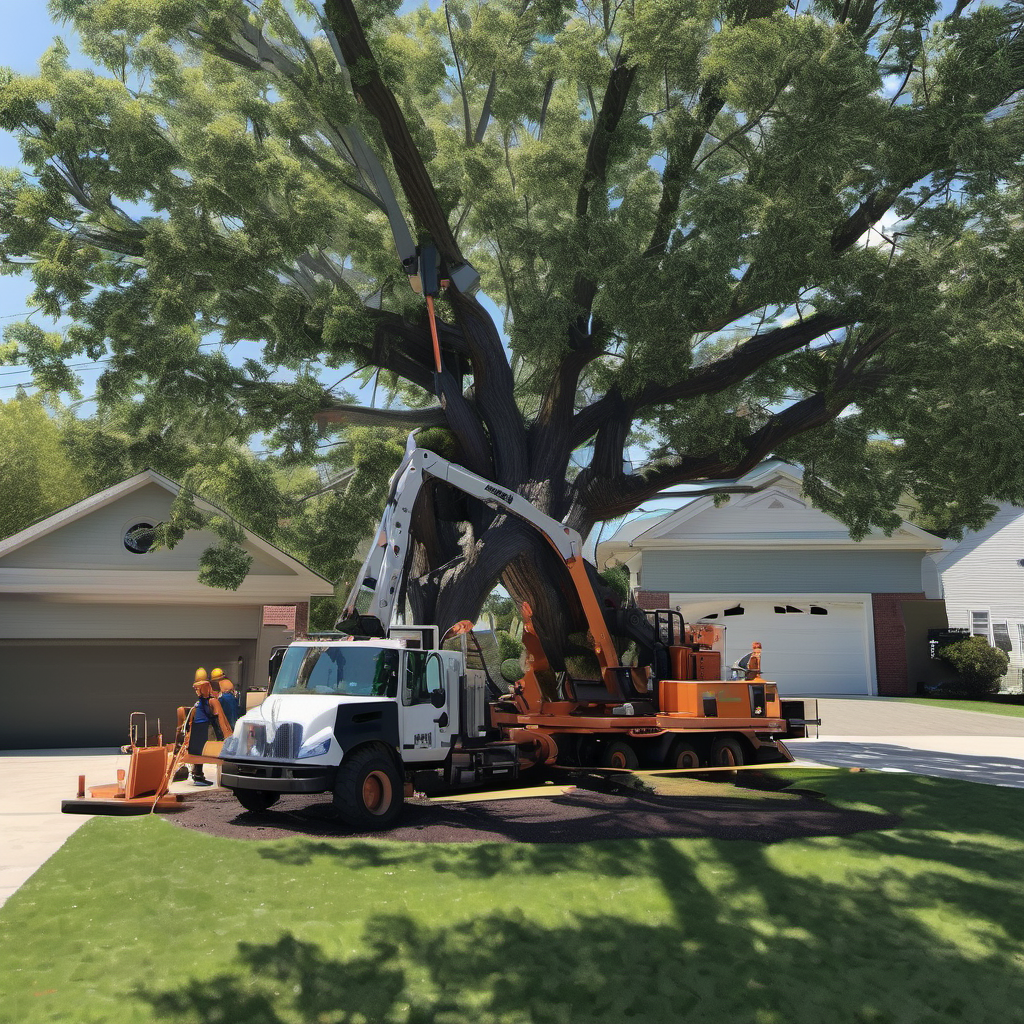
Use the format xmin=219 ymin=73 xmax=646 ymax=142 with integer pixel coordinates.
xmin=675 ymin=600 xmax=872 ymax=695
xmin=0 ymin=641 xmax=255 ymax=749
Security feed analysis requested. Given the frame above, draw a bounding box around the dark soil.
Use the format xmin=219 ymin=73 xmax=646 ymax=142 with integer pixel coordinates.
xmin=163 ymin=776 xmax=899 ymax=844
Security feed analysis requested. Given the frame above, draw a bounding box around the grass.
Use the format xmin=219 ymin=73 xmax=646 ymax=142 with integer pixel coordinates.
xmin=896 ymin=696 xmax=1024 ymax=718
xmin=2 ymin=771 xmax=1024 ymax=1024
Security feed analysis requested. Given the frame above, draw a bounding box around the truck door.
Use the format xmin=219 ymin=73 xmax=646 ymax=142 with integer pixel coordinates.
xmin=400 ymin=650 xmax=455 ymax=762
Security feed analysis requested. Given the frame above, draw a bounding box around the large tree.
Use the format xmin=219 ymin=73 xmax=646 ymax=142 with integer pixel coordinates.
xmin=2 ymin=0 xmax=1024 ymax=661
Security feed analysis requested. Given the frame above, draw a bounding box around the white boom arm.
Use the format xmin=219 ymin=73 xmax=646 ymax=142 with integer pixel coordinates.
xmin=343 ymin=440 xmax=584 ymax=630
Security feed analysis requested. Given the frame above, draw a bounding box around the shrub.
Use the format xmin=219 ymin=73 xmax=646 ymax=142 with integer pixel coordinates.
xmin=495 ymin=629 xmax=525 ymax=662
xmin=500 ymin=658 xmax=524 ymax=683
xmin=936 ymin=636 xmax=1009 ymax=696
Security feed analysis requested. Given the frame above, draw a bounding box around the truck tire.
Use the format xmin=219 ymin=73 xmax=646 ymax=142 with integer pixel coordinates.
xmin=667 ymin=739 xmax=701 ymax=770
xmin=602 ymin=740 xmax=639 ymax=770
xmin=234 ymin=789 xmax=280 ymax=813
xmin=333 ymin=745 xmax=404 ymax=830
xmin=710 ymin=736 xmax=745 ymax=768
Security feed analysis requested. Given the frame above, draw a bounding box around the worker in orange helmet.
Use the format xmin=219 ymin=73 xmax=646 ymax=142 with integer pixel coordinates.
xmin=178 ymin=668 xmax=231 ymax=786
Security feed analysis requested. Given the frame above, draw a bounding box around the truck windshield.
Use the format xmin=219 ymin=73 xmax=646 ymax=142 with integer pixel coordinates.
xmin=270 ymin=645 xmax=399 ymax=698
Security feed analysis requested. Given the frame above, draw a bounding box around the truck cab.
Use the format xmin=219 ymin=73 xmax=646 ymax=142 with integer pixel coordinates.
xmin=220 ymin=632 xmax=472 ymax=826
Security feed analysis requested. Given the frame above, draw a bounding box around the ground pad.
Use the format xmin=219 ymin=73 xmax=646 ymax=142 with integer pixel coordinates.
xmin=163 ymin=780 xmax=899 ymax=844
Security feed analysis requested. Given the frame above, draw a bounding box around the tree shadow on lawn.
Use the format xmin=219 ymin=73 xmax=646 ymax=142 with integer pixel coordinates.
xmin=137 ymin=776 xmax=1024 ymax=1024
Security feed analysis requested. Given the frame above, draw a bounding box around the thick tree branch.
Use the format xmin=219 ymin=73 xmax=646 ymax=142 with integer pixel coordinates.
xmin=645 ymin=85 xmax=727 ymax=258
xmin=572 ymin=59 xmax=638 ymax=315
xmin=569 ymin=311 xmax=850 ymax=448
xmin=322 ymin=0 xmax=461 ymax=260
xmin=312 ymin=401 xmax=448 ymax=429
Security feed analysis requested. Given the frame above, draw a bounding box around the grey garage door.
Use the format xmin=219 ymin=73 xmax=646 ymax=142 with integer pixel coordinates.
xmin=0 ymin=640 xmax=255 ymax=749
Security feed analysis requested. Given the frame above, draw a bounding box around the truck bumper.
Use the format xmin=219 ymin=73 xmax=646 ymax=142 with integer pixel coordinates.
xmin=220 ymin=759 xmax=336 ymax=794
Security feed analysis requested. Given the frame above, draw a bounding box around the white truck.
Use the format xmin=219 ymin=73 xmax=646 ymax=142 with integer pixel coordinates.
xmin=218 ymin=441 xmax=811 ymax=828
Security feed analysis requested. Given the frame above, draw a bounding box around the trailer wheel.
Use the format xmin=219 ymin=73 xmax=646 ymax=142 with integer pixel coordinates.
xmin=667 ymin=740 xmax=701 ymax=770
xmin=234 ymin=789 xmax=279 ymax=813
xmin=710 ymin=736 xmax=745 ymax=768
xmin=602 ymin=740 xmax=639 ymax=770
xmin=333 ymin=746 xmax=404 ymax=830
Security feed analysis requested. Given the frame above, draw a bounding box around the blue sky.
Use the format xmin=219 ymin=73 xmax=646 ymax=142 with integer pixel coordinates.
xmin=0 ymin=2 xmax=90 ymax=398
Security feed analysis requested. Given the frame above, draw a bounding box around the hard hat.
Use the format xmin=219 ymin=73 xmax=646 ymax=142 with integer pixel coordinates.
xmin=210 ymin=668 xmax=225 ymax=681
xmin=194 ymin=667 xmax=208 ymax=682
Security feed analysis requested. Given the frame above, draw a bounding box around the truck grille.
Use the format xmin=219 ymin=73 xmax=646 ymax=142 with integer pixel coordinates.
xmin=240 ymin=721 xmax=302 ymax=760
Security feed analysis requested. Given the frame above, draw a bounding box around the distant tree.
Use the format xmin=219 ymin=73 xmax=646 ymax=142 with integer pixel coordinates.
xmin=2 ymin=1 xmax=1024 ymax=663
xmin=0 ymin=393 xmax=87 ymax=539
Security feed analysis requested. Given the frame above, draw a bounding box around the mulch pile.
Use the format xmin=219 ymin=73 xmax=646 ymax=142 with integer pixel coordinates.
xmin=162 ymin=777 xmax=899 ymax=844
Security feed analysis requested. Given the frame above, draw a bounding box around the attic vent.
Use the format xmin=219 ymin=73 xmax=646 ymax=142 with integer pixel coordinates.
xmin=768 ymin=499 xmax=786 ymax=509
xmin=124 ymin=522 xmax=156 ymax=555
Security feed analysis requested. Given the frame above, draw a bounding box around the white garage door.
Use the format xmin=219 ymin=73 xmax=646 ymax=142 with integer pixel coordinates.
xmin=674 ymin=600 xmax=872 ymax=696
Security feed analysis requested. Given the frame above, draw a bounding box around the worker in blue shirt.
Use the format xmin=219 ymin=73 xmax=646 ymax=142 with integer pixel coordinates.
xmin=211 ymin=668 xmax=240 ymax=728
xmin=185 ymin=669 xmax=231 ymax=786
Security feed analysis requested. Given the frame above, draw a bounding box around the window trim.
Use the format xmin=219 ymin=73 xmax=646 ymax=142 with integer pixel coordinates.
xmin=969 ymin=609 xmax=992 ymax=644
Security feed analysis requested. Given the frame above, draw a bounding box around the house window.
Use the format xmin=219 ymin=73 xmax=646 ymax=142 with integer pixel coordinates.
xmin=723 ymin=605 xmax=744 ymax=616
xmin=970 ymin=610 xmax=991 ymax=642
xmin=993 ymin=622 xmax=1012 ymax=654
xmin=810 ymin=606 xmax=828 ymax=615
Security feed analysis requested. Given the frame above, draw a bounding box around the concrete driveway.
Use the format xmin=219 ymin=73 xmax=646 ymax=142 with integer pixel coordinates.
xmin=0 ymin=748 xmax=217 ymax=909
xmin=788 ymin=697 xmax=1024 ymax=788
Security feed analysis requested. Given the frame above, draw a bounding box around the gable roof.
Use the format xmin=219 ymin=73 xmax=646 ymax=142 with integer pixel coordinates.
xmin=596 ymin=460 xmax=948 ymax=567
xmin=0 ymin=469 xmax=333 ymax=603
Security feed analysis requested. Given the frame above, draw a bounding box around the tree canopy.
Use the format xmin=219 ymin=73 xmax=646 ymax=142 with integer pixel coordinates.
xmin=0 ymin=393 xmax=88 ymax=539
xmin=2 ymin=0 xmax=1023 ymax=650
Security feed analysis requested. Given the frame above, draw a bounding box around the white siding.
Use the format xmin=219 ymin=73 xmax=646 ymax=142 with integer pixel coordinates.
xmin=0 ymin=598 xmax=261 ymax=639
xmin=940 ymin=503 xmax=1024 ymax=676
xmin=940 ymin=504 xmax=1024 ymax=625
xmin=0 ymin=483 xmax=293 ymax=575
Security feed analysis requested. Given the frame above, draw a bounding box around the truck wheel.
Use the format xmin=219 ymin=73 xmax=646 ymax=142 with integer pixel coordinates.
xmin=668 ymin=740 xmax=701 ymax=770
xmin=710 ymin=736 xmax=745 ymax=768
xmin=334 ymin=746 xmax=404 ymax=830
xmin=234 ymin=789 xmax=279 ymax=813
xmin=602 ymin=740 xmax=639 ymax=770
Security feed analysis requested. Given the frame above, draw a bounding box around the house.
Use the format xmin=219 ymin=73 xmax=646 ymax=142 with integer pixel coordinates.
xmin=930 ymin=502 xmax=1024 ymax=691
xmin=595 ymin=461 xmax=951 ymax=697
xmin=0 ymin=470 xmax=334 ymax=749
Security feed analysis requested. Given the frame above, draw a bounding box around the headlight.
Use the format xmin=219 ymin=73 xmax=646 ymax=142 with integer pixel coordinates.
xmin=221 ymin=734 xmax=240 ymax=756
xmin=297 ymin=735 xmax=332 ymax=759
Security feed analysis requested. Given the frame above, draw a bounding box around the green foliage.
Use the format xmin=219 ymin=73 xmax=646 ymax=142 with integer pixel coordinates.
xmin=0 ymin=394 xmax=87 ymax=540
xmin=499 ymin=656 xmax=523 ymax=683
xmin=1 ymin=0 xmax=1023 ymax=605
xmin=494 ymin=629 xmax=524 ymax=662
xmin=598 ymin=564 xmax=630 ymax=604
xmin=937 ymin=636 xmax=1010 ymax=696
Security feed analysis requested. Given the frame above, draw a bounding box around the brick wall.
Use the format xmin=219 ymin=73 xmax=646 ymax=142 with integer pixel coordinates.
xmin=294 ymin=602 xmax=309 ymax=636
xmin=635 ymin=590 xmax=669 ymax=610
xmin=872 ymin=593 xmax=927 ymax=696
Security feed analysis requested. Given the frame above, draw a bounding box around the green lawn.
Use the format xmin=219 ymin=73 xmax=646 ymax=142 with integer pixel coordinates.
xmin=896 ymin=696 xmax=1024 ymax=718
xmin=2 ymin=771 xmax=1023 ymax=1024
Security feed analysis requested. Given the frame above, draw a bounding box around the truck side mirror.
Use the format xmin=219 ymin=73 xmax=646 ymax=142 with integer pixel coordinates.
xmin=430 ymin=688 xmax=447 ymax=708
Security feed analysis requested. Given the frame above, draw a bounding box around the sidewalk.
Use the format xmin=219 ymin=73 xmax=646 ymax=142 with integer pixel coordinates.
xmin=0 ymin=748 xmax=220 ymax=908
